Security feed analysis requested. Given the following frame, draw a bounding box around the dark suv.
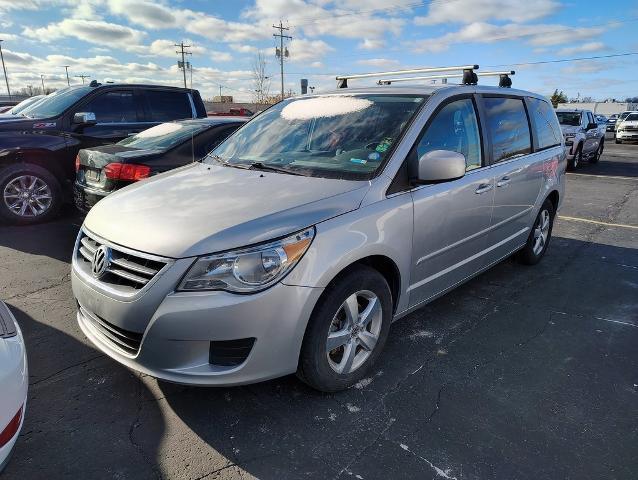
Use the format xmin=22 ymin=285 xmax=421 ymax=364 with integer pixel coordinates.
xmin=0 ymin=82 xmax=206 ymax=224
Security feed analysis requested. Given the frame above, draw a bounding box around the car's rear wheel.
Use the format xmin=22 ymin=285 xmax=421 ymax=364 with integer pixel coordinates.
xmin=568 ymin=144 xmax=582 ymax=170
xmin=518 ymin=199 xmax=555 ymax=265
xmin=0 ymin=164 xmax=62 ymax=225
xmin=297 ymin=265 xmax=392 ymax=392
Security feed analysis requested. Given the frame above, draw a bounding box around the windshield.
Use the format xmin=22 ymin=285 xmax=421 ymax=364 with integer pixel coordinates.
xmin=20 ymin=86 xmax=92 ymax=119
xmin=9 ymin=96 xmax=44 ymax=115
xmin=625 ymin=113 xmax=638 ymax=122
xmin=119 ymin=122 xmax=208 ymax=151
xmin=207 ymin=94 xmax=426 ymax=179
xmin=556 ymin=112 xmax=581 ymax=127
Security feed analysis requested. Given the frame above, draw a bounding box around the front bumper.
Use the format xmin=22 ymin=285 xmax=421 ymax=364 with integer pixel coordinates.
xmin=72 ymin=269 xmax=323 ymax=386
xmin=616 ymin=131 xmax=638 ymax=141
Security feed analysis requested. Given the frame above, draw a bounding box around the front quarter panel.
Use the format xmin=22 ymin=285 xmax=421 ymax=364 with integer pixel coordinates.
xmin=282 ymin=191 xmax=414 ymax=315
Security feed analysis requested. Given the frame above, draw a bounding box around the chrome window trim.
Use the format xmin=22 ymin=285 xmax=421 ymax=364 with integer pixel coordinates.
xmin=187 ymin=92 xmax=197 ymax=118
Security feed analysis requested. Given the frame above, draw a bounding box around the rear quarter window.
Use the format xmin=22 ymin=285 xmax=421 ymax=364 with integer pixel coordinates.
xmin=483 ymin=97 xmax=532 ymax=163
xmin=527 ymin=97 xmax=561 ymax=150
xmin=145 ymin=90 xmax=193 ymax=122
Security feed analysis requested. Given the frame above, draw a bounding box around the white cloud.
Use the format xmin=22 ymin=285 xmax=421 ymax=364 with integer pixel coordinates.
xmin=210 ymin=51 xmax=233 ymax=62
xmin=409 ymin=22 xmax=605 ymax=53
xmin=108 ymin=0 xmax=178 ymax=29
xmin=230 ymin=44 xmax=258 ymax=54
xmin=287 ymin=38 xmax=334 ymax=63
xmin=557 ymin=42 xmax=608 ymax=56
xmin=23 ymin=19 xmax=146 ymax=47
xmin=415 ymin=0 xmax=560 ymax=25
xmin=356 ymin=58 xmax=400 ymax=68
xmin=358 ymin=38 xmax=385 ymax=50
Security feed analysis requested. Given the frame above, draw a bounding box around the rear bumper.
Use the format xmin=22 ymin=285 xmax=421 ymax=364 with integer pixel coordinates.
xmin=73 ymin=182 xmax=109 ymax=212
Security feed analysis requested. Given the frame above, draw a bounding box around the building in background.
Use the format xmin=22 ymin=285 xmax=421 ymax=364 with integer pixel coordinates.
xmin=557 ymin=102 xmax=637 ymax=115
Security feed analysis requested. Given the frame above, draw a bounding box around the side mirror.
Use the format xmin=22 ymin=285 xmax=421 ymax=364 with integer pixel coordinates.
xmin=586 ymin=122 xmax=598 ymax=131
xmin=73 ymin=112 xmax=97 ymax=126
xmin=416 ymin=150 xmax=466 ymax=184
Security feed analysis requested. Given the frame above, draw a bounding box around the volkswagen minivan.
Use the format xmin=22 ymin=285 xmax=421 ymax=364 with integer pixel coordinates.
xmin=71 ymin=83 xmax=565 ymax=392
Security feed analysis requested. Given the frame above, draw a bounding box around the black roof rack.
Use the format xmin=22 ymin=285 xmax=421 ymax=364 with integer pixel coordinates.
xmin=377 ymin=70 xmax=515 ymax=88
xmin=335 ymin=65 xmax=479 ymax=88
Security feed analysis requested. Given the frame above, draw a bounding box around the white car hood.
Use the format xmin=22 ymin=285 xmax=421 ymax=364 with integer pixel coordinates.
xmin=84 ymin=162 xmax=370 ymax=258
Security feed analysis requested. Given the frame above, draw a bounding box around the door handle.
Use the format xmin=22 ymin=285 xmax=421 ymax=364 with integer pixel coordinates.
xmin=497 ymin=176 xmax=511 ymax=187
xmin=475 ymin=183 xmax=493 ymax=194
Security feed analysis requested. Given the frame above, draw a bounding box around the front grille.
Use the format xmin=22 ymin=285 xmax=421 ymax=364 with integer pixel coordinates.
xmin=75 ymin=230 xmax=167 ymax=293
xmin=80 ymin=305 xmax=143 ymax=356
xmin=209 ymin=338 xmax=255 ymax=367
xmin=624 ymin=126 xmax=638 ymax=131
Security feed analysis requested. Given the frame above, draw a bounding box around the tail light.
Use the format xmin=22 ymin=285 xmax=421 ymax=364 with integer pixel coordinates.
xmin=104 ymin=163 xmax=151 ymax=181
xmin=0 ymin=405 xmax=23 ymax=448
xmin=75 ymin=154 xmax=80 ymax=172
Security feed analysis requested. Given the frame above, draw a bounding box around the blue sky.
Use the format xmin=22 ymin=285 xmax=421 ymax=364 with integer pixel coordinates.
xmin=0 ymin=0 xmax=636 ymax=101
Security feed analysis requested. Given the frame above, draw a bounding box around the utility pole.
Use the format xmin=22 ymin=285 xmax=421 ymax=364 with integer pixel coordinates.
xmin=175 ymin=42 xmax=192 ymax=89
xmin=273 ymin=21 xmax=291 ymax=101
xmin=62 ymin=65 xmax=70 ymax=86
xmin=219 ymin=85 xmax=222 ymax=99
xmin=40 ymin=74 xmax=45 ymax=94
xmin=75 ymin=74 xmax=90 ymax=84
xmin=0 ymin=40 xmax=11 ymax=101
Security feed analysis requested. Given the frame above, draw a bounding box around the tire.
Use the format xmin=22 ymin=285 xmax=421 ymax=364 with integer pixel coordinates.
xmin=567 ymin=144 xmax=582 ymax=170
xmin=615 ymin=138 xmax=622 ymax=144
xmin=297 ymin=265 xmax=392 ymax=392
xmin=0 ymin=164 xmax=62 ymax=225
xmin=518 ymin=198 xmax=555 ymax=265
xmin=591 ymin=140 xmax=603 ymax=163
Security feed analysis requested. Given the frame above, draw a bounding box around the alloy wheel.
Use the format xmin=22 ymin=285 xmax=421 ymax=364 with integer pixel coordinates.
xmin=326 ymin=290 xmax=382 ymax=375
xmin=532 ymin=209 xmax=550 ymax=256
xmin=3 ymin=175 xmax=53 ymax=217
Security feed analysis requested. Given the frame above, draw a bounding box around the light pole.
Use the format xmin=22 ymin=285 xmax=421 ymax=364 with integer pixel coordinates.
xmin=0 ymin=39 xmax=11 ymax=101
xmin=62 ymin=65 xmax=70 ymax=86
xmin=40 ymin=74 xmax=45 ymax=94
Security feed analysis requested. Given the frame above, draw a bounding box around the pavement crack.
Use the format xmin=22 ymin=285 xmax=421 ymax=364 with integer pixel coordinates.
xmin=29 ymin=354 xmax=104 ymax=386
xmin=4 ymin=274 xmax=72 ymax=301
xmin=128 ymin=373 xmax=163 ymax=480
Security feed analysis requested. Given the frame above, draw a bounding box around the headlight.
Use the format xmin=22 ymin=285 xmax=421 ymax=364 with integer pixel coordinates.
xmin=178 ymin=227 xmax=315 ymax=293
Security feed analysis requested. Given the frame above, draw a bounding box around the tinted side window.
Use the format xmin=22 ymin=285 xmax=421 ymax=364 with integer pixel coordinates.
xmin=484 ymin=97 xmax=531 ymax=163
xmin=415 ymin=98 xmax=482 ymax=171
xmin=83 ymin=91 xmax=137 ymax=123
xmin=528 ymin=98 xmax=561 ymax=150
xmin=145 ymin=90 xmax=192 ymax=122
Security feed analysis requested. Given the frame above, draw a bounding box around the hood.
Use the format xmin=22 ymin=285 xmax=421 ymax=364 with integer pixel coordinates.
xmin=560 ymin=125 xmax=581 ymax=135
xmin=84 ymin=163 xmax=370 ymax=258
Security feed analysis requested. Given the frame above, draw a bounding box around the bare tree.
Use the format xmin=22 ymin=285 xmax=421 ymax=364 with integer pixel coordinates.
xmin=252 ymin=52 xmax=271 ymax=104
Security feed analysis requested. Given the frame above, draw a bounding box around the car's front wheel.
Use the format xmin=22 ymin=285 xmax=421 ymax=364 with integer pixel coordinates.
xmin=591 ymin=140 xmax=603 ymax=163
xmin=0 ymin=164 xmax=62 ymax=225
xmin=568 ymin=144 xmax=582 ymax=170
xmin=298 ymin=265 xmax=392 ymax=392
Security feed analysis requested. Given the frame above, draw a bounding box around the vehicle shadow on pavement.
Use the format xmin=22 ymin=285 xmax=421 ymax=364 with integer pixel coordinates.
xmin=152 ymin=236 xmax=638 ymax=480
xmin=3 ymin=303 xmax=166 ymax=480
xmin=0 ymin=206 xmax=83 ymax=264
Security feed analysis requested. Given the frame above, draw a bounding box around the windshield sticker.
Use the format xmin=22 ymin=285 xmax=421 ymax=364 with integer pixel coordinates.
xmin=33 ymin=122 xmax=56 ymax=129
xmin=350 ymin=158 xmax=367 ymax=165
xmin=375 ymin=138 xmax=393 ymax=153
xmin=367 ymin=152 xmax=381 ymax=161
xmin=281 ymin=96 xmax=373 ymax=121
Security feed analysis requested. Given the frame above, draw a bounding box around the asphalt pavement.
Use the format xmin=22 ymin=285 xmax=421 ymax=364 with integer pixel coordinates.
xmin=1 ymin=140 xmax=637 ymax=480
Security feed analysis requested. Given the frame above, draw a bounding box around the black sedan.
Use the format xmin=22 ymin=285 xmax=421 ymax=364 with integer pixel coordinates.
xmin=74 ymin=117 xmax=246 ymax=211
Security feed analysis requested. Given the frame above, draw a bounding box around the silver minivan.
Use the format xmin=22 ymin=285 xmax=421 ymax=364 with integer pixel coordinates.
xmin=71 ymin=82 xmax=565 ymax=392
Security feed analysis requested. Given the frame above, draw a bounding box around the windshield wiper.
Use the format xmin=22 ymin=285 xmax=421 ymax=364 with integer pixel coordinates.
xmin=247 ymin=162 xmax=306 ymax=176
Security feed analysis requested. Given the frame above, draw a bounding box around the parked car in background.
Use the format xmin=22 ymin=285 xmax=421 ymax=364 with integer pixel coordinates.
xmin=615 ymin=112 xmax=638 ymax=144
xmin=594 ymin=114 xmax=607 ymax=126
xmin=0 ymin=301 xmax=28 ymax=472
xmin=556 ymin=109 xmax=604 ymax=170
xmin=613 ymin=111 xmax=635 ymax=137
xmin=606 ymin=114 xmax=619 ymax=132
xmin=0 ymin=82 xmax=207 ymax=225
xmin=74 ymin=117 xmax=247 ymax=211
xmin=208 ymin=107 xmax=254 ymax=117
xmin=0 ymin=95 xmax=45 ymax=117
xmin=72 ymin=83 xmax=565 ymax=392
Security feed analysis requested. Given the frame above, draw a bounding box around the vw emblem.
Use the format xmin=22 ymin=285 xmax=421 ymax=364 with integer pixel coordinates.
xmin=91 ymin=245 xmax=111 ymax=279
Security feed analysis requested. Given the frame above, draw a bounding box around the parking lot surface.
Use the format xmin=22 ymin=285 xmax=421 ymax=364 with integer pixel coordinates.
xmin=1 ymin=140 xmax=637 ymax=480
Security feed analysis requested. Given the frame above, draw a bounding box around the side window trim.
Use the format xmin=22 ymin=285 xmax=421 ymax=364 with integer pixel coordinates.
xmin=481 ymin=94 xmax=533 ymax=165
xmin=187 ymin=92 xmax=197 ymax=119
